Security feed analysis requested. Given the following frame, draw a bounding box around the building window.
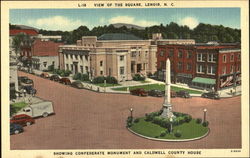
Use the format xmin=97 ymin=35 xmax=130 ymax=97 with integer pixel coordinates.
xmin=197 ymin=53 xmax=205 ymax=62
xmin=52 ymin=61 xmax=55 ymax=65
xmin=43 ymin=62 xmax=47 ymax=68
xmin=100 ymin=71 xmax=103 ymax=75
xmin=207 ymin=65 xmax=216 ymax=75
xmin=230 ymin=54 xmax=234 ymax=62
xmin=223 ymin=55 xmax=227 ymax=63
xmin=85 ymin=66 xmax=88 ymax=72
xmin=187 ymin=51 xmax=192 ymax=58
xmin=85 ymin=55 xmax=88 ymax=61
xmin=120 ymin=66 xmax=125 ymax=75
xmin=138 ymin=51 xmax=141 ymax=57
xmin=70 ymin=54 xmax=73 ymax=59
xmin=178 ymin=51 xmax=183 ymax=58
xmin=222 ymin=66 xmax=227 ymax=74
xmin=120 ymin=55 xmax=124 ymax=61
xmin=131 ymin=51 xmax=136 ymax=57
xmin=187 ymin=63 xmax=192 ymax=71
xmin=177 ymin=62 xmax=183 ymax=70
xmin=71 ymin=64 xmax=73 ymax=71
xmin=100 ymin=61 xmax=103 ymax=66
xmin=238 ymin=54 xmax=241 ymax=61
xmin=169 ymin=49 xmax=174 ymax=57
xmin=75 ymin=55 xmax=78 ymax=59
xmin=66 ymin=54 xmax=68 ymax=59
xmin=80 ymin=66 xmax=83 ymax=73
xmin=197 ymin=64 xmax=205 ymax=73
xmin=160 ymin=51 xmax=164 ymax=57
xmin=230 ymin=65 xmax=234 ymax=73
xmin=80 ymin=55 xmax=83 ymax=60
xmin=237 ymin=65 xmax=240 ymax=72
xmin=66 ymin=64 xmax=69 ymax=70
xmin=208 ymin=54 xmax=216 ymax=62
xmin=145 ymin=51 xmax=148 ymax=57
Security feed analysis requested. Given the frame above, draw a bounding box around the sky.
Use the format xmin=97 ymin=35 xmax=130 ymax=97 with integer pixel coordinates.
xmin=10 ymin=8 xmax=240 ymax=31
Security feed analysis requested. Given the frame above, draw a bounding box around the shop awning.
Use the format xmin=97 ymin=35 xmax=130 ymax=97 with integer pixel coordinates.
xmin=192 ymin=77 xmax=216 ymax=85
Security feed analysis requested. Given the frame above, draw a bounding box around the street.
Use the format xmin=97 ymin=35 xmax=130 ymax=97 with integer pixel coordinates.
xmin=10 ymin=71 xmax=241 ymax=149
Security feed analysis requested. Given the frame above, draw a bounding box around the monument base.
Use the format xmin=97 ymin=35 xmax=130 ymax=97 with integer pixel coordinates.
xmin=161 ymin=104 xmax=175 ymax=119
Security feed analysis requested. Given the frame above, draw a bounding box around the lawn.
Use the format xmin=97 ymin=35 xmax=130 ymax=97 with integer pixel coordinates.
xmin=10 ymin=102 xmax=28 ymax=116
xmin=130 ymin=118 xmax=209 ymax=139
xmin=112 ymin=84 xmax=202 ymax=94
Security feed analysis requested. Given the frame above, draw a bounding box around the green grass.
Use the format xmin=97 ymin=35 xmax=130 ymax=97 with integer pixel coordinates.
xmin=10 ymin=102 xmax=28 ymax=116
xmin=130 ymin=118 xmax=208 ymax=139
xmin=112 ymin=84 xmax=202 ymax=94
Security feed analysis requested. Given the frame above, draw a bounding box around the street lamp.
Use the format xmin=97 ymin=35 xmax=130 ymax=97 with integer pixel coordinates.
xmin=203 ymin=108 xmax=207 ymax=122
xmin=170 ymin=116 xmax=173 ymax=133
xmin=130 ymin=108 xmax=133 ymax=119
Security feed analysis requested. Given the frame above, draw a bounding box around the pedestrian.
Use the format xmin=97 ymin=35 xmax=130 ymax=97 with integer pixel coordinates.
xmin=23 ymin=89 xmax=27 ymax=97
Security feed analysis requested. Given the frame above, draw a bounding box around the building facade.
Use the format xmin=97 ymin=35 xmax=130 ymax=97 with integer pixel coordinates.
xmin=157 ymin=43 xmax=241 ymax=90
xmin=31 ymin=39 xmax=63 ymax=71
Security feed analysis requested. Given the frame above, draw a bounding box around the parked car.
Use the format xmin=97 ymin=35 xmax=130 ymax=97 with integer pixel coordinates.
xmin=10 ymin=114 xmax=35 ymax=126
xmin=60 ymin=77 xmax=71 ymax=85
xmin=176 ymin=90 xmax=191 ymax=98
xmin=130 ymin=88 xmax=148 ymax=96
xmin=16 ymin=101 xmax=54 ymax=118
xmin=40 ymin=72 xmax=50 ymax=78
xmin=50 ymin=74 xmax=60 ymax=81
xmin=161 ymin=90 xmax=177 ymax=98
xmin=71 ymin=81 xmax=84 ymax=89
xmin=21 ymin=85 xmax=37 ymax=95
xmin=10 ymin=123 xmax=24 ymax=135
xmin=148 ymin=89 xmax=164 ymax=97
xmin=201 ymin=92 xmax=220 ymax=99
xmin=18 ymin=76 xmax=33 ymax=86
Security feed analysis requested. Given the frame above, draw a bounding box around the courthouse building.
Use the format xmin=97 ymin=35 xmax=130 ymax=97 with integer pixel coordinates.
xmin=59 ymin=33 xmax=194 ymax=81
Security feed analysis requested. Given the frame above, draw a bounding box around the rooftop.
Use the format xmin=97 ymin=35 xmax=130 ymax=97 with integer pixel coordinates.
xmin=10 ymin=29 xmax=38 ymax=36
xmin=98 ymin=33 xmax=142 ymax=41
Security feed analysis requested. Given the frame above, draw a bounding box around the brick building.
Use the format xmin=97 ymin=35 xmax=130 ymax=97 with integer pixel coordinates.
xmin=31 ymin=39 xmax=64 ymax=71
xmin=156 ymin=43 xmax=241 ymax=91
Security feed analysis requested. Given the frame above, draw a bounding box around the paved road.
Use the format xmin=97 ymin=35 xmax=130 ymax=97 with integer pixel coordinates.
xmin=10 ymin=71 xmax=241 ymax=149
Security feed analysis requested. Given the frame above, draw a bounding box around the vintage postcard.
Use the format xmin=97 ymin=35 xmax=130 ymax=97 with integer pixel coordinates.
xmin=1 ymin=0 xmax=249 ymax=158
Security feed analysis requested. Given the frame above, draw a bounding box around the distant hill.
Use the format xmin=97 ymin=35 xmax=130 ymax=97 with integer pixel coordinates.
xmin=112 ymin=23 xmax=145 ymax=30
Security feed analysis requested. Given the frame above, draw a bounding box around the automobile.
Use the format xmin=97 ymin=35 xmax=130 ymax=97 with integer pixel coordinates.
xmin=18 ymin=76 xmax=33 ymax=86
xmin=50 ymin=74 xmax=61 ymax=81
xmin=148 ymin=89 xmax=164 ymax=97
xmin=161 ymin=90 xmax=177 ymax=98
xmin=10 ymin=123 xmax=24 ymax=135
xmin=130 ymin=88 xmax=148 ymax=96
xmin=10 ymin=114 xmax=35 ymax=126
xmin=71 ymin=81 xmax=84 ymax=89
xmin=176 ymin=90 xmax=191 ymax=98
xmin=40 ymin=72 xmax=50 ymax=78
xmin=21 ymin=85 xmax=37 ymax=95
xmin=59 ymin=77 xmax=71 ymax=85
xmin=201 ymin=91 xmax=220 ymax=99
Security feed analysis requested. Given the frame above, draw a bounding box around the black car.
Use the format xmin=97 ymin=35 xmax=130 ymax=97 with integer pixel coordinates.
xmin=201 ymin=92 xmax=220 ymax=99
xmin=71 ymin=81 xmax=84 ymax=89
xmin=22 ymin=86 xmax=37 ymax=95
xmin=10 ymin=123 xmax=24 ymax=135
xmin=18 ymin=76 xmax=33 ymax=85
xmin=176 ymin=90 xmax=191 ymax=98
xmin=148 ymin=90 xmax=164 ymax=97
xmin=50 ymin=74 xmax=60 ymax=81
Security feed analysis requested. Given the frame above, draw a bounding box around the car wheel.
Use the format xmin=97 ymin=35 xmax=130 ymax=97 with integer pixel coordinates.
xmin=42 ymin=112 xmax=49 ymax=117
xmin=26 ymin=122 xmax=31 ymax=126
xmin=14 ymin=130 xmax=19 ymax=134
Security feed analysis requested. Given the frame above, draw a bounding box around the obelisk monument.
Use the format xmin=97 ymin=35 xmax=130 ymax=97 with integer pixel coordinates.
xmin=161 ymin=58 xmax=174 ymax=118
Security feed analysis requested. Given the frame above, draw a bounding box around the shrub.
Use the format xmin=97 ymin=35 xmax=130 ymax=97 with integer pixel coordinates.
xmin=93 ymin=76 xmax=105 ymax=84
xmin=73 ymin=73 xmax=82 ymax=80
xmin=174 ymin=130 xmax=182 ymax=137
xmin=81 ymin=74 xmax=90 ymax=81
xmin=106 ymin=76 xmax=118 ymax=84
xmin=132 ymin=74 xmax=145 ymax=81
xmin=196 ymin=118 xmax=202 ymax=124
xmin=48 ymin=65 xmax=55 ymax=72
xmin=202 ymin=121 xmax=209 ymax=127
xmin=153 ymin=116 xmax=162 ymax=125
xmin=127 ymin=122 xmax=132 ymax=128
xmin=134 ymin=118 xmax=140 ymax=123
xmin=127 ymin=116 xmax=133 ymax=124
xmin=184 ymin=115 xmax=192 ymax=123
xmin=160 ymin=131 xmax=166 ymax=137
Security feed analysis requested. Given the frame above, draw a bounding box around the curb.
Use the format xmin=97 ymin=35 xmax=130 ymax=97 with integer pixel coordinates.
xmin=127 ymin=127 xmax=210 ymax=142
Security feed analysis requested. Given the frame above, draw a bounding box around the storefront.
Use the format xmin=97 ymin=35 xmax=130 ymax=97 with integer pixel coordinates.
xmin=191 ymin=77 xmax=216 ymax=90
